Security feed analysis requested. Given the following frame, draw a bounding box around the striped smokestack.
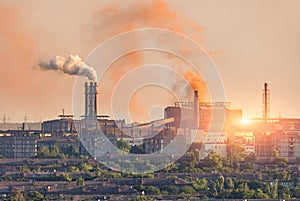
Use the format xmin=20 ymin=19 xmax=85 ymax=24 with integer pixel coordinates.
xmin=193 ymin=91 xmax=199 ymax=129
xmin=85 ymin=82 xmax=97 ymax=120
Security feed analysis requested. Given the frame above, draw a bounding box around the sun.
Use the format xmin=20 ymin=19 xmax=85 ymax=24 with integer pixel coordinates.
xmin=241 ymin=118 xmax=251 ymax=124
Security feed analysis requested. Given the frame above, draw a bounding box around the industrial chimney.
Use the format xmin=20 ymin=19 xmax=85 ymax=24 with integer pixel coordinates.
xmin=262 ymin=82 xmax=270 ymax=123
xmin=193 ymin=91 xmax=199 ymax=129
xmin=85 ymin=82 xmax=97 ymax=120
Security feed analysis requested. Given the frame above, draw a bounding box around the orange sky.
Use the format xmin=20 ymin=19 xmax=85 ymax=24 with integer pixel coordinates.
xmin=0 ymin=0 xmax=300 ymax=122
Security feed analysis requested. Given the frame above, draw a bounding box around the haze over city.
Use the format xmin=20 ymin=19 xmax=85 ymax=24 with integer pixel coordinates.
xmin=1 ymin=0 xmax=300 ymax=122
xmin=2 ymin=1 xmax=300 ymax=200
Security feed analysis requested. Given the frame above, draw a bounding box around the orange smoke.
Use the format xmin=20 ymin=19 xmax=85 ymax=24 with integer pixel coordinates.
xmin=93 ymin=0 xmax=206 ymax=121
xmin=184 ymin=70 xmax=210 ymax=102
xmin=0 ymin=5 xmax=75 ymax=121
xmin=92 ymin=0 xmax=203 ymax=42
xmin=92 ymin=0 xmax=204 ymax=85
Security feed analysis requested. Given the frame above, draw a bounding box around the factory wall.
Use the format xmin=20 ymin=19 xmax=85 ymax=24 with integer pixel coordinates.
xmin=164 ymin=105 xmax=242 ymax=132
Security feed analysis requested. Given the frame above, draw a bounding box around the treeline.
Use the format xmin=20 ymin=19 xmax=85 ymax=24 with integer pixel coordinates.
xmin=133 ymin=177 xmax=300 ymax=200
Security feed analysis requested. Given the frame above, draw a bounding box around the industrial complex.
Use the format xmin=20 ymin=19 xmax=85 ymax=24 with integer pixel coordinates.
xmin=0 ymin=82 xmax=299 ymax=161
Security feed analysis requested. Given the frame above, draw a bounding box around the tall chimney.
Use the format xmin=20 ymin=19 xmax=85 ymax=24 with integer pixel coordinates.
xmin=89 ymin=82 xmax=94 ymax=119
xmin=93 ymin=82 xmax=97 ymax=118
xmin=85 ymin=82 xmax=97 ymax=120
xmin=262 ymin=82 xmax=270 ymax=123
xmin=85 ymin=83 xmax=88 ymax=119
xmin=193 ymin=91 xmax=199 ymax=129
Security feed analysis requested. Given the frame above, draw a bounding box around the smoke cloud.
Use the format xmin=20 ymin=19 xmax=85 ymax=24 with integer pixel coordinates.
xmin=184 ymin=70 xmax=209 ymax=102
xmin=92 ymin=0 xmax=208 ymax=120
xmin=39 ymin=55 xmax=98 ymax=81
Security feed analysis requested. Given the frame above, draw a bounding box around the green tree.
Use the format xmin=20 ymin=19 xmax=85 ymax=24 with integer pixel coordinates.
xmin=217 ymin=175 xmax=225 ymax=192
xmin=245 ymin=152 xmax=257 ymax=162
xmin=37 ymin=146 xmax=50 ymax=158
xmin=292 ymin=187 xmax=300 ymax=198
xmin=79 ymin=162 xmax=93 ymax=172
xmin=31 ymin=166 xmax=41 ymax=173
xmin=190 ymin=149 xmax=200 ymax=163
xmin=77 ymin=176 xmax=85 ymax=186
xmin=17 ymin=164 xmax=30 ymax=173
xmin=253 ymin=189 xmax=269 ymax=199
xmin=69 ymin=165 xmax=80 ymax=172
xmin=181 ymin=186 xmax=196 ymax=195
xmin=210 ymin=181 xmax=218 ymax=196
xmin=160 ymin=185 xmax=179 ymax=195
xmin=227 ymin=142 xmax=246 ymax=161
xmin=278 ymin=184 xmax=291 ymax=199
xmin=270 ymin=149 xmax=288 ymax=166
xmin=200 ymin=151 xmax=223 ymax=171
xmin=10 ymin=191 xmax=25 ymax=201
xmin=27 ymin=191 xmax=44 ymax=201
xmin=192 ymin=178 xmax=209 ymax=194
xmin=62 ymin=145 xmax=78 ymax=157
xmin=272 ymin=149 xmax=280 ymax=158
xmin=50 ymin=145 xmax=60 ymax=156
xmin=265 ymin=184 xmax=271 ymax=197
xmin=60 ymin=173 xmax=72 ymax=182
xmin=146 ymin=186 xmax=160 ymax=195
xmin=257 ymin=171 xmax=263 ymax=180
xmin=271 ymin=179 xmax=278 ymax=198
xmin=117 ymin=139 xmax=130 ymax=152
xmin=132 ymin=196 xmax=153 ymax=201
xmin=225 ymin=178 xmax=234 ymax=189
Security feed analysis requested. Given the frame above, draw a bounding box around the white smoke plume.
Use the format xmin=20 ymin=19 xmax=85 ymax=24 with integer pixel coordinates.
xmin=39 ymin=55 xmax=98 ymax=81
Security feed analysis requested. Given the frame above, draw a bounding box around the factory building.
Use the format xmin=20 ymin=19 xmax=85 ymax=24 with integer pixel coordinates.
xmin=164 ymin=90 xmax=242 ymax=157
xmin=0 ymin=133 xmax=37 ymax=158
xmin=202 ymin=132 xmax=228 ymax=157
xmin=42 ymin=118 xmax=78 ymax=137
xmin=143 ymin=128 xmax=187 ymax=154
xmin=165 ymin=103 xmax=242 ymax=132
xmin=0 ymin=122 xmax=42 ymax=131
xmin=255 ymin=131 xmax=300 ymax=158
xmin=164 ymin=91 xmax=242 ymax=132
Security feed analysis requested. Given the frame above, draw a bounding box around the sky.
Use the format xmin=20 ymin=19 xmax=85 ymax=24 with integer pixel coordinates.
xmin=0 ymin=0 xmax=300 ymax=122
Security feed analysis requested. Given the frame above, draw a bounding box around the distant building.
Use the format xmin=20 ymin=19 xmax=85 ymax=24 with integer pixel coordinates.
xmin=165 ymin=102 xmax=242 ymax=132
xmin=202 ymin=132 xmax=227 ymax=157
xmin=143 ymin=128 xmax=188 ymax=154
xmin=14 ymin=135 xmax=37 ymax=158
xmin=0 ymin=133 xmax=37 ymax=158
xmin=228 ymin=131 xmax=255 ymax=155
xmin=42 ymin=119 xmax=78 ymax=137
xmin=255 ymin=131 xmax=300 ymax=158
xmin=0 ymin=135 xmax=14 ymax=158
xmin=0 ymin=122 xmax=42 ymax=131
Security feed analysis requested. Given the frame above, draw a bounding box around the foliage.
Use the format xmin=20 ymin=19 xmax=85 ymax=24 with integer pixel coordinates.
xmin=27 ymin=191 xmax=44 ymax=201
xmin=292 ymin=187 xmax=300 ymax=198
xmin=134 ymin=185 xmax=160 ymax=195
xmin=270 ymin=179 xmax=278 ymax=198
xmin=79 ymin=162 xmax=93 ymax=172
xmin=117 ymin=139 xmax=130 ymax=152
xmin=270 ymin=149 xmax=289 ymax=166
xmin=36 ymin=144 xmax=79 ymax=158
xmin=131 ymin=196 xmax=154 ymax=201
xmin=60 ymin=173 xmax=72 ymax=182
xmin=9 ymin=191 xmax=26 ymax=201
xmin=77 ymin=176 xmax=85 ymax=186
xmin=17 ymin=164 xmax=30 ymax=173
